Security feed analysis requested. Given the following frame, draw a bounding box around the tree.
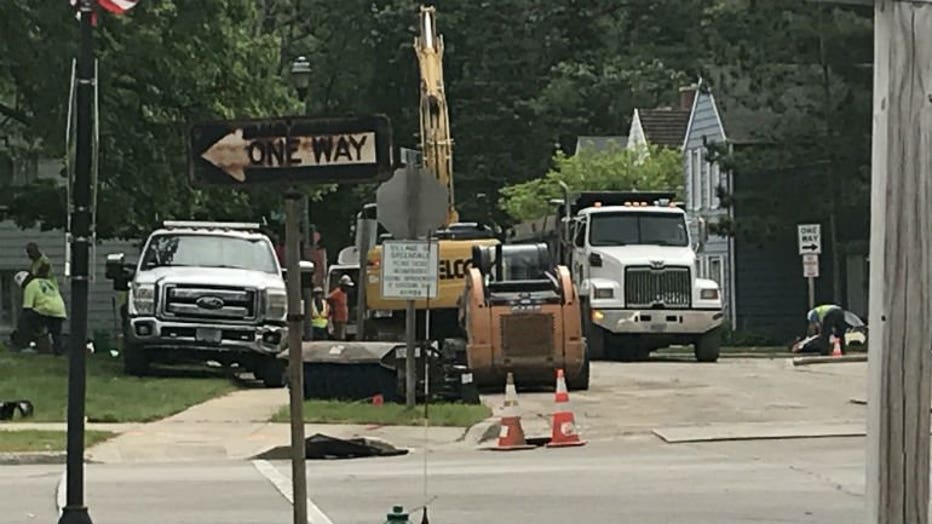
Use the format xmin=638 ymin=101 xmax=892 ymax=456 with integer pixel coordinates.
xmin=499 ymin=144 xmax=683 ymax=221
xmin=701 ymin=0 xmax=872 ymax=304
xmin=0 ymin=1 xmax=306 ymax=238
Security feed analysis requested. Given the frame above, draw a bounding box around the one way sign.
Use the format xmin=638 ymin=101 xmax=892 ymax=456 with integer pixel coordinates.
xmin=188 ymin=114 xmax=393 ymax=186
xmin=797 ymin=223 xmax=822 ymax=255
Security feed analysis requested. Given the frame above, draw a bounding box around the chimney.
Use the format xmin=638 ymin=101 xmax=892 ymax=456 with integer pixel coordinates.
xmin=679 ymin=84 xmax=698 ymax=111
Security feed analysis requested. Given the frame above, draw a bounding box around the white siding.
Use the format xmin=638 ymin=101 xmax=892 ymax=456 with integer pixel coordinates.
xmin=0 ymin=220 xmax=140 ymax=336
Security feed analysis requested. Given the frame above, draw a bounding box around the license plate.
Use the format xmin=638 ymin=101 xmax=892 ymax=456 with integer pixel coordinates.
xmin=649 ymin=323 xmax=667 ymax=333
xmin=196 ymin=328 xmax=222 ymax=343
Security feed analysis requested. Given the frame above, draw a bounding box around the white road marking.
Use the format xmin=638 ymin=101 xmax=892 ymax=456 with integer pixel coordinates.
xmin=252 ymin=459 xmax=335 ymax=524
xmin=55 ymin=469 xmax=66 ymax=516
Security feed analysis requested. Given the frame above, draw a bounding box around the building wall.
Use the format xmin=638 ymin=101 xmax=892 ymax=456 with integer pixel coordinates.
xmin=0 ymin=220 xmax=140 ymax=338
xmin=682 ymin=88 xmax=735 ymax=326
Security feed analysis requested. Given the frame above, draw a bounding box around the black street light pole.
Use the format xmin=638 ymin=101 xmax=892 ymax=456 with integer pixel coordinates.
xmin=59 ymin=1 xmax=95 ymax=524
xmin=291 ymin=56 xmax=314 ymax=341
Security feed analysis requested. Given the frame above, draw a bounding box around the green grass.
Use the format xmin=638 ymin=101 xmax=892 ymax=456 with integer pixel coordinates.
xmin=0 ymin=351 xmax=237 ymax=423
xmin=0 ymin=430 xmax=114 ymax=453
xmin=271 ymin=400 xmax=491 ymax=427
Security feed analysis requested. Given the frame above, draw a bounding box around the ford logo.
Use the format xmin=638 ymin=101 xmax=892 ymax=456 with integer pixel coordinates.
xmin=196 ymin=296 xmax=225 ymax=310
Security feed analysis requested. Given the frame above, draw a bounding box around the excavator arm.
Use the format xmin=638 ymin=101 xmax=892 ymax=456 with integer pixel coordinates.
xmin=415 ymin=5 xmax=458 ymax=225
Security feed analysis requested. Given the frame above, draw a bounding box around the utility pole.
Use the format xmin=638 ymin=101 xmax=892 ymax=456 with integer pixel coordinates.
xmin=59 ymin=1 xmax=95 ymax=523
xmin=866 ymin=1 xmax=932 ymax=522
xmin=284 ymin=193 xmax=308 ymax=524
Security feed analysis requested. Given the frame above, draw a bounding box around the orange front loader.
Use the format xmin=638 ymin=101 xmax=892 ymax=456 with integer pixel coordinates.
xmin=450 ymin=244 xmax=589 ymax=390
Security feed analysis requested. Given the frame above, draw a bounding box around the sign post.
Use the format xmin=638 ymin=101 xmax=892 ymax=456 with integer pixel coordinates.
xmin=375 ymin=166 xmax=449 ymax=407
xmin=797 ymin=224 xmax=822 ymax=310
xmin=381 ymin=240 xmax=440 ymax=408
xmin=189 ymin=113 xmax=393 ymax=524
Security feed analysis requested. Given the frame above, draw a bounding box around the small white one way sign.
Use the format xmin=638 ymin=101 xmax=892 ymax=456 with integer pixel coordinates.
xmin=797 ymin=223 xmax=821 ymax=255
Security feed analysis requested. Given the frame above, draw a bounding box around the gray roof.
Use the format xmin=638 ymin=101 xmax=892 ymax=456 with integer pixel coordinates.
xmin=574 ymin=136 xmax=628 ymax=155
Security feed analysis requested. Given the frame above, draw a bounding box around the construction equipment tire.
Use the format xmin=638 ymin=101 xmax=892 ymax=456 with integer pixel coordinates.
xmin=257 ymin=357 xmax=287 ymax=388
xmin=566 ymin=350 xmax=590 ymax=391
xmin=694 ymin=329 xmax=721 ymax=363
xmin=123 ymin=342 xmax=150 ymax=377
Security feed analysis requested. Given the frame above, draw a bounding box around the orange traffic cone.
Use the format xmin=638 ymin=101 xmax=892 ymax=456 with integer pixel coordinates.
xmin=831 ymin=336 xmax=843 ymax=357
xmin=491 ymin=372 xmax=535 ymax=451
xmin=547 ymin=369 xmax=586 ymax=448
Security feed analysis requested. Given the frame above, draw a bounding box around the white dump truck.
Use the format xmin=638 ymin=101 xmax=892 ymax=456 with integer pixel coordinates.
xmin=542 ymin=191 xmax=724 ymax=362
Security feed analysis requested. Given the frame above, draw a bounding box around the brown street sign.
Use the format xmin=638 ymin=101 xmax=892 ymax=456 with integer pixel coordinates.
xmin=188 ymin=114 xmax=394 ymax=186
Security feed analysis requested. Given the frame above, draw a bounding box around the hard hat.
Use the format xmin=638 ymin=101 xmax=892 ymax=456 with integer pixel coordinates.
xmin=313 ymin=286 xmax=324 ymax=294
xmin=339 ymin=274 xmax=354 ymax=286
xmin=13 ymin=271 xmax=30 ymax=288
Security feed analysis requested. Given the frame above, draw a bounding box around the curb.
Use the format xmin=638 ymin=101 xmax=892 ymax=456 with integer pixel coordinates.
xmin=458 ymin=417 xmax=500 ymax=445
xmin=793 ymin=354 xmax=868 ymax=366
xmin=0 ymin=451 xmax=66 ymax=465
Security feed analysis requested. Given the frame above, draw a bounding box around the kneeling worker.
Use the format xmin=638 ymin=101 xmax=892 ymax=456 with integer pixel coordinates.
xmin=13 ymin=270 xmax=67 ymax=355
xmin=807 ymin=304 xmax=847 ymax=356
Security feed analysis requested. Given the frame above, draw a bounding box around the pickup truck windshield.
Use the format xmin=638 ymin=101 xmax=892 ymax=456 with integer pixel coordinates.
xmin=141 ymin=234 xmax=278 ymax=273
xmin=589 ymin=212 xmax=689 ymax=247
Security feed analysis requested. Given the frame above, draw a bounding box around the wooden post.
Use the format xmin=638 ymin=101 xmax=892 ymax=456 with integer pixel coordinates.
xmin=866 ymin=1 xmax=932 ymax=522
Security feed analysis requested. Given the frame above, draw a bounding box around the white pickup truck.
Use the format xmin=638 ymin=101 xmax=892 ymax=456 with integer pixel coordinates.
xmin=105 ymin=221 xmax=312 ymax=386
xmin=558 ymin=192 xmax=724 ymax=362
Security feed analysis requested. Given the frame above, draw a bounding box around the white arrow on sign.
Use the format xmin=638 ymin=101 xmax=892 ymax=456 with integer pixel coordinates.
xmin=201 ymin=129 xmax=377 ymax=182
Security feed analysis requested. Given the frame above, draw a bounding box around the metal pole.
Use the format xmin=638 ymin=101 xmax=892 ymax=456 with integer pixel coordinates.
xmin=59 ymin=2 xmax=94 ymax=523
xmin=807 ymin=276 xmax=815 ymax=310
xmin=285 ymin=195 xmax=308 ymax=524
xmin=355 ymin=214 xmax=371 ymax=339
xmin=405 ymin=299 xmax=417 ymax=409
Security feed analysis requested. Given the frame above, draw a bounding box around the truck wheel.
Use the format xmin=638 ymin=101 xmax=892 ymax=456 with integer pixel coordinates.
xmin=123 ymin=342 xmax=150 ymax=377
xmin=586 ymin=324 xmax=607 ymax=360
xmin=566 ymin=350 xmax=590 ymax=391
xmin=694 ymin=329 xmax=721 ymax=363
xmin=257 ymin=357 xmax=287 ymax=388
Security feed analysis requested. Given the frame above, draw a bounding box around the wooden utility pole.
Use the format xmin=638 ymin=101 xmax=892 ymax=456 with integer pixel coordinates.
xmin=866 ymin=1 xmax=932 ymax=523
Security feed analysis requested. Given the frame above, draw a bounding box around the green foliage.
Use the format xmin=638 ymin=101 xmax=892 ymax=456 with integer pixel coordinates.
xmin=500 ymin=145 xmax=683 ymax=221
xmin=0 ymin=352 xmax=236 ymax=422
xmin=0 ymin=1 xmax=308 ymax=238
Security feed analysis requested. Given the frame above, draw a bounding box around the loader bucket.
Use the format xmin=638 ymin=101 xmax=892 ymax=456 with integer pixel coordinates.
xmin=289 ymin=341 xmax=402 ymax=402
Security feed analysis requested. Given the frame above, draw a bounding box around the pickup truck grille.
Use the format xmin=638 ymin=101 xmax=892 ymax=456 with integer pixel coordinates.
xmin=500 ymin=313 xmax=554 ymax=358
xmin=625 ymin=266 xmax=691 ymax=309
xmin=161 ymin=285 xmax=257 ymax=321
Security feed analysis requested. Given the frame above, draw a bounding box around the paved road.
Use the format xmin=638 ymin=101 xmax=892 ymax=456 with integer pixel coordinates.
xmin=0 ymin=358 xmax=878 ymax=523
xmin=3 ymin=435 xmax=868 ymax=524
xmin=484 ymin=358 xmax=868 ymax=440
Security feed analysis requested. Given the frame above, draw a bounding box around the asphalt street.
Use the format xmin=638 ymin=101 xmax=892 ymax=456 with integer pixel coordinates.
xmin=0 ymin=358 xmax=884 ymax=523
xmin=4 ymin=435 xmax=868 ymax=524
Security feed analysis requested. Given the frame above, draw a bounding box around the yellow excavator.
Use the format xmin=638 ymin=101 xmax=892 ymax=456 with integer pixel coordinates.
xmin=363 ymin=5 xmax=499 ymax=342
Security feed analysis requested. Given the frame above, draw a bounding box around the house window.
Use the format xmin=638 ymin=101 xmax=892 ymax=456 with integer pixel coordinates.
xmin=701 ymin=159 xmax=711 ymax=210
xmin=710 ymin=162 xmax=721 ymax=209
xmin=691 ymin=149 xmax=702 ymax=211
xmin=707 ymin=255 xmax=725 ymax=287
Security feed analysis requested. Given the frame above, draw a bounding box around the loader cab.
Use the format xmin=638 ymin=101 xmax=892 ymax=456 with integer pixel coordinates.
xmin=471 ymin=244 xmax=563 ymax=305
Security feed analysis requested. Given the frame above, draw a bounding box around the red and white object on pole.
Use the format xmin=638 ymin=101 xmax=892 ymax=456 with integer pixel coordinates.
xmin=97 ymin=0 xmax=139 ymax=13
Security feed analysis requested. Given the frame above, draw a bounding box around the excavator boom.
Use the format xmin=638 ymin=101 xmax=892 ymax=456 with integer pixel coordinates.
xmin=415 ymin=6 xmax=458 ymax=225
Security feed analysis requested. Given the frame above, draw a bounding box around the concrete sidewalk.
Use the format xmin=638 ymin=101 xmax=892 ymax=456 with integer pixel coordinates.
xmin=84 ymin=388 xmax=475 ymax=463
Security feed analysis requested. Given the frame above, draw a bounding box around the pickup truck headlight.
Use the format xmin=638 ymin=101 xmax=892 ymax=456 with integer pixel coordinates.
xmin=265 ymin=289 xmax=287 ymax=320
xmin=593 ymin=287 xmax=614 ymax=299
xmin=700 ymin=289 xmax=720 ymax=300
xmin=131 ymin=283 xmax=155 ymax=315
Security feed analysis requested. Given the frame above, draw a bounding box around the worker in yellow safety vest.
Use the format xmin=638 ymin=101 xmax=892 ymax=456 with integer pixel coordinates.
xmin=310 ymin=286 xmax=330 ymax=341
